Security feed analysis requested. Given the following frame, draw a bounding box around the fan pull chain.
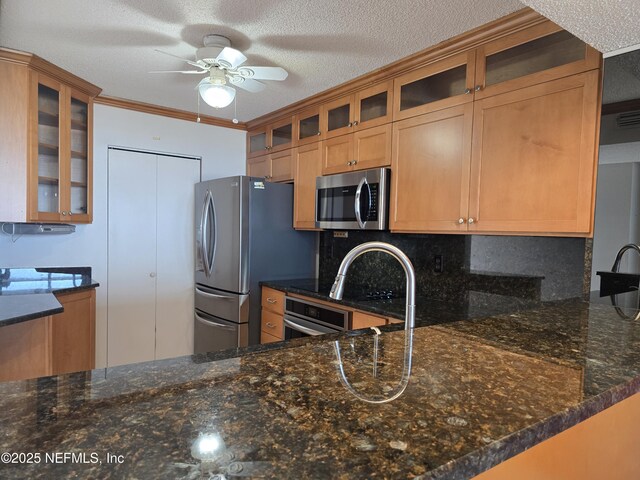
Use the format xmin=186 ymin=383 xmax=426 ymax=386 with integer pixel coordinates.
xmin=232 ymin=95 xmax=239 ymax=124
xmin=196 ymin=89 xmax=201 ymax=123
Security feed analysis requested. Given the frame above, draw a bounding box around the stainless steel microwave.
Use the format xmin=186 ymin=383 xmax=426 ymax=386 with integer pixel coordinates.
xmin=315 ymin=168 xmax=390 ymax=230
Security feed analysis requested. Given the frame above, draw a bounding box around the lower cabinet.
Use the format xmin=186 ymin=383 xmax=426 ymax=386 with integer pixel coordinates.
xmin=351 ymin=311 xmax=387 ymax=329
xmin=0 ymin=288 xmax=96 ymax=382
xmin=261 ymin=287 xmax=285 ymax=343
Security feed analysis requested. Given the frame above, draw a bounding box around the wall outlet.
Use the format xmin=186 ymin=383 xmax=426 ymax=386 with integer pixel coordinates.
xmin=434 ymin=254 xmax=444 ymax=273
xmin=333 ymin=231 xmax=349 ymax=238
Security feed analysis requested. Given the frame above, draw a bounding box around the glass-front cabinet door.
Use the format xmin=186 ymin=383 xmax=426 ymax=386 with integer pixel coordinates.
xmin=354 ymin=81 xmax=393 ymax=131
xmin=68 ymin=91 xmax=91 ymax=222
xmin=32 ymin=75 xmax=63 ymax=221
xmin=247 ymin=127 xmax=268 ymax=159
xmin=475 ymin=23 xmax=600 ymax=99
xmin=295 ymin=106 xmax=322 ymax=146
xmin=393 ymin=50 xmax=476 ymax=121
xmin=269 ymin=116 xmax=295 ymax=153
xmin=321 ymin=94 xmax=354 ymax=139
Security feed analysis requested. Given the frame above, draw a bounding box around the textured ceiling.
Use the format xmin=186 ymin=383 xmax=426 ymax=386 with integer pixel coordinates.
xmin=0 ymin=0 xmax=523 ymax=122
xmin=603 ymin=50 xmax=640 ymax=105
xmin=2 ymin=1 xmax=638 ymax=123
xmin=520 ymin=0 xmax=640 ymax=53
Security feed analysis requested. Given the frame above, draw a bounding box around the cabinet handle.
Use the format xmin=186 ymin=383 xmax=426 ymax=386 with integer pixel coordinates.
xmin=266 ymin=322 xmax=275 ymax=328
xmin=266 ymin=298 xmax=277 ymax=304
xmin=458 ymin=218 xmax=466 ymax=224
xmin=353 ymin=120 xmax=359 ymax=126
xmin=464 ymin=88 xmax=472 ymax=95
xmin=316 ymin=131 xmax=321 ymax=136
xmin=347 ymin=161 xmax=352 ymax=166
xmin=353 ymin=160 xmax=358 ymax=165
xmin=468 ymin=217 xmax=476 ymax=224
xmin=149 ymin=272 xmax=156 ymax=278
xmin=61 ymin=211 xmax=67 ymax=216
xmin=475 ymin=85 xmax=482 ymax=92
xmin=347 ymin=122 xmax=353 ymax=127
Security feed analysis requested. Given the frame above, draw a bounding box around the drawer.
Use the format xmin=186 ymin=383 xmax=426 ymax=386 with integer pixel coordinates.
xmin=261 ymin=310 xmax=284 ymax=339
xmin=261 ymin=330 xmax=282 ymax=344
xmin=262 ymin=287 xmax=285 ymax=314
xmin=351 ymin=310 xmax=387 ymax=330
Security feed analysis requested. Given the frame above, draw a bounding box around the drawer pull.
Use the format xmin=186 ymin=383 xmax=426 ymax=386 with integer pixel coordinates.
xmin=266 ymin=298 xmax=277 ymax=304
xmin=266 ymin=322 xmax=275 ymax=328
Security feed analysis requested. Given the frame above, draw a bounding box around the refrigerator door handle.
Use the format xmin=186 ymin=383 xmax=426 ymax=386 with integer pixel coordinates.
xmin=195 ymin=313 xmax=237 ymax=330
xmin=200 ymin=190 xmax=211 ymax=277
xmin=207 ymin=189 xmax=217 ymax=276
xmin=195 ymin=288 xmax=233 ymax=300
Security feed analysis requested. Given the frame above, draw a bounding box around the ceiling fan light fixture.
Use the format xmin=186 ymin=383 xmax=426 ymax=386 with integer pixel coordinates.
xmin=198 ymin=79 xmax=236 ymax=109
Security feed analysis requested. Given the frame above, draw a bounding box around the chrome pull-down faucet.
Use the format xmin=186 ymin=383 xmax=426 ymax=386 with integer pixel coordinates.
xmin=330 ymin=242 xmax=416 ymax=403
xmin=612 ymin=244 xmax=640 ymax=273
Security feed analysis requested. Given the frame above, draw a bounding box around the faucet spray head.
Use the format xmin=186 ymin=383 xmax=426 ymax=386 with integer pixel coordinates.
xmin=329 ymin=274 xmax=346 ymax=300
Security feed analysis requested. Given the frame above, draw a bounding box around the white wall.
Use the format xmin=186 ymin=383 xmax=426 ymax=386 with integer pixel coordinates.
xmin=0 ymin=104 xmax=246 ymax=367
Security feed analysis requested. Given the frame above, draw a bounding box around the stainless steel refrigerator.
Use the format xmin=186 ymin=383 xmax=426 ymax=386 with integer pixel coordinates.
xmin=194 ymin=176 xmax=316 ymax=353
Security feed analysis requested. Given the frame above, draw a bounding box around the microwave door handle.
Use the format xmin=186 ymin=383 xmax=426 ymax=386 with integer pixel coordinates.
xmin=284 ymin=318 xmax=325 ymax=336
xmin=199 ymin=191 xmax=211 ymax=277
xmin=354 ymin=177 xmax=368 ymax=229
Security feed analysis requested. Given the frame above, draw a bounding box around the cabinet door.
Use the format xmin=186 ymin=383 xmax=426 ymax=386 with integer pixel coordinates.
xmin=322 ymin=94 xmax=354 ymax=139
xmin=30 ymin=73 xmax=65 ymax=222
xmin=393 ymin=51 xmax=476 ymax=121
xmin=261 ymin=309 xmax=284 ymax=340
xmin=354 ymin=81 xmax=393 ymax=131
xmin=52 ymin=289 xmax=95 ymax=375
xmin=322 ymin=134 xmax=354 ymax=175
xmin=293 ymin=142 xmax=322 ymax=230
xmin=352 ymin=124 xmax=391 ymax=171
xmin=66 ymin=89 xmax=92 ymax=223
xmin=247 ymin=153 xmax=270 ymax=179
xmin=247 ymin=127 xmax=269 ymax=158
xmin=468 ymin=71 xmax=600 ymax=235
xmin=296 ymin=106 xmax=322 ymax=146
xmin=269 ymin=149 xmax=294 ymax=182
xmin=475 ymin=22 xmax=600 ymax=99
xmin=391 ymin=104 xmax=473 ymax=233
xmin=270 ymin=116 xmax=296 ymax=152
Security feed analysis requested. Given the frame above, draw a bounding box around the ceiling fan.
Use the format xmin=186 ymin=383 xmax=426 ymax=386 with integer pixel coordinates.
xmin=151 ymin=34 xmax=288 ymax=109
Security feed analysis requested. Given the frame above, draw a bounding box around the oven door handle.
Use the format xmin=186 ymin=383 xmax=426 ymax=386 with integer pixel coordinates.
xmin=354 ymin=177 xmax=368 ymax=229
xmin=284 ymin=318 xmax=326 ymax=336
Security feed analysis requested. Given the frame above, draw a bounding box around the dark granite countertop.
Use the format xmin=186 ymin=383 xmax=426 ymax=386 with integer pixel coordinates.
xmin=260 ymin=278 xmax=542 ymax=327
xmin=0 ymin=294 xmax=63 ymax=326
xmin=0 ymin=267 xmax=99 ymax=326
xmin=0 ymin=298 xmax=639 ymax=479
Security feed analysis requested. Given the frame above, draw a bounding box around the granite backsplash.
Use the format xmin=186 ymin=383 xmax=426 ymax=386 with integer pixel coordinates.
xmin=318 ymin=231 xmax=587 ymax=302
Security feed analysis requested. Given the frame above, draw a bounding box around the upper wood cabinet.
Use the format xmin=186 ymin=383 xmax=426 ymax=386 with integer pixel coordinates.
xmin=0 ymin=48 xmax=100 ymax=224
xmin=322 ymin=123 xmax=391 ymax=175
xmin=467 ymin=71 xmax=600 ymax=235
xmin=474 ymin=22 xmax=600 ymax=99
xmin=393 ymin=51 xmax=476 ymax=121
xmin=248 ymin=149 xmax=293 ymax=183
xmin=321 ymin=81 xmax=394 ymax=139
xmin=295 ymin=106 xmax=323 ymax=146
xmin=390 ymin=104 xmax=473 ymax=233
xmin=293 ymin=142 xmax=322 ymax=230
xmin=247 ymin=116 xmax=296 ymax=158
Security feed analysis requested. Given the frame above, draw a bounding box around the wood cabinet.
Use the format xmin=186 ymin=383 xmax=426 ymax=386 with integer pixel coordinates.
xmin=248 ymin=149 xmax=293 ymax=182
xmin=261 ymin=287 xmax=285 ymax=343
xmin=293 ymin=142 xmax=322 ymax=230
xmin=0 ymin=288 xmax=96 ymax=382
xmin=351 ymin=311 xmax=387 ymax=329
xmin=391 ymin=104 xmax=473 ymax=232
xmin=0 ymin=48 xmax=100 ymax=224
xmin=321 ymin=123 xmax=392 ymax=175
xmin=295 ymin=106 xmax=323 ymax=146
xmin=247 ymin=116 xmax=296 ymax=158
xmin=52 ymin=289 xmax=96 ymax=375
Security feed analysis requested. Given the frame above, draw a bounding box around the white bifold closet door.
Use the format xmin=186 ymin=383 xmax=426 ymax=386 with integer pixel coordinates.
xmin=108 ymin=148 xmax=200 ymax=367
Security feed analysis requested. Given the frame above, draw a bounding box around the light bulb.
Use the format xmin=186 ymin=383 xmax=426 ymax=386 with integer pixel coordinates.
xmin=198 ymin=79 xmax=236 ymax=109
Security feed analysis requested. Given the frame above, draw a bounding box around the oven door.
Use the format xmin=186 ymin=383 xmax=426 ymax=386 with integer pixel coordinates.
xmin=283 ymin=315 xmax=341 ymax=340
xmin=315 ymin=168 xmax=389 ymax=230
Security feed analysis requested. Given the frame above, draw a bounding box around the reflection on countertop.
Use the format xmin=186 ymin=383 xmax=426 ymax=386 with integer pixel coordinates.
xmin=0 ymin=299 xmax=639 ymax=479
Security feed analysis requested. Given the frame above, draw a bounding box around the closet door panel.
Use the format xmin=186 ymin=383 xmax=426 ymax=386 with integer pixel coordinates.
xmin=155 ymin=155 xmax=201 ymax=360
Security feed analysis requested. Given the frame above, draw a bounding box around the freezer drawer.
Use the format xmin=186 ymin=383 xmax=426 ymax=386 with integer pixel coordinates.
xmin=194 ymin=284 xmax=250 ymax=323
xmin=194 ymin=310 xmax=249 ymax=354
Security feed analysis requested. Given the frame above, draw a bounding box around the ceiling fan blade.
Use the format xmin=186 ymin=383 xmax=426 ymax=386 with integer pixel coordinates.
xmin=149 ymin=70 xmax=208 ymax=74
xmin=229 ymin=76 xmax=265 ymax=92
xmin=237 ymin=66 xmax=288 ymax=81
xmin=216 ymin=47 xmax=247 ymax=69
xmin=154 ymin=49 xmax=202 ymax=68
